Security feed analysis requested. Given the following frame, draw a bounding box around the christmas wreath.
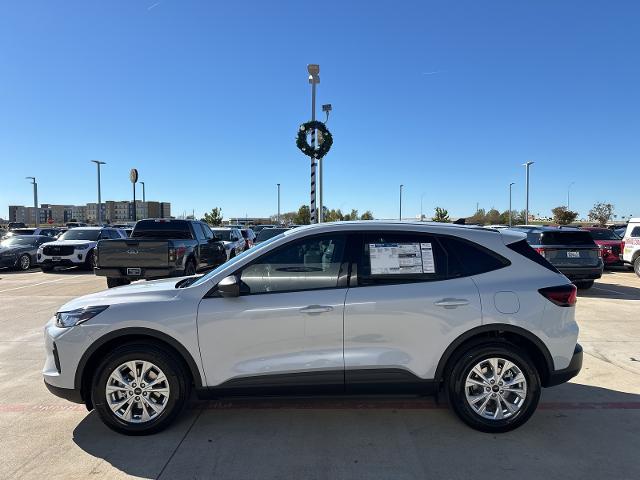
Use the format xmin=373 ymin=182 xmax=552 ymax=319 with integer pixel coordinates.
xmin=296 ymin=120 xmax=333 ymax=159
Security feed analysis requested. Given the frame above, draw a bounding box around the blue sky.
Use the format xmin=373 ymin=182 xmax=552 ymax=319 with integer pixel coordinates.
xmin=1 ymin=0 xmax=639 ymax=221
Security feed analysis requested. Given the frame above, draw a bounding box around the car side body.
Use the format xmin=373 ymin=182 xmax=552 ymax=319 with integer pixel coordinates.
xmin=43 ymin=221 xmax=582 ymax=434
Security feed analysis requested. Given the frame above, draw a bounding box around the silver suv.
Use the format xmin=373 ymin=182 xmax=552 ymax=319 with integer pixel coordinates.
xmin=43 ymin=222 xmax=582 ymax=435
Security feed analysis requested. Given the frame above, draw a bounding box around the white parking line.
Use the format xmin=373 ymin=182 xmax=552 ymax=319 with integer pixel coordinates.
xmin=0 ymin=275 xmax=83 ymax=294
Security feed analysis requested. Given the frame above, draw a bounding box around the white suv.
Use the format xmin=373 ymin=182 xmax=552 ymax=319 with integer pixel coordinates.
xmin=621 ymin=218 xmax=640 ymax=276
xmin=43 ymin=222 xmax=582 ymax=434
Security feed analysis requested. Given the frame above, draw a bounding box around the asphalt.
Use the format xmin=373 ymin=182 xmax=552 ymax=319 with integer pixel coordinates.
xmin=0 ymin=267 xmax=639 ymax=480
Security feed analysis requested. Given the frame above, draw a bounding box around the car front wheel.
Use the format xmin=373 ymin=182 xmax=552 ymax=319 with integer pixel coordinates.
xmin=446 ymin=343 xmax=541 ymax=433
xmin=17 ymin=254 xmax=31 ymax=271
xmin=91 ymin=343 xmax=190 ymax=435
xmin=634 ymin=256 xmax=640 ymax=277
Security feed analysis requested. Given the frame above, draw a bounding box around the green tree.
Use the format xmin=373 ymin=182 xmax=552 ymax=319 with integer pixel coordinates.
xmin=588 ymin=202 xmax=614 ymax=226
xmin=467 ymin=208 xmax=486 ymax=225
xmin=202 ymin=207 xmax=223 ymax=226
xmin=325 ymin=208 xmax=345 ymax=222
xmin=432 ymin=207 xmax=450 ymax=223
xmin=343 ymin=209 xmax=359 ymax=221
xmin=360 ymin=210 xmax=374 ymax=220
xmin=294 ymin=205 xmax=311 ymax=225
xmin=485 ymin=208 xmax=502 ymax=225
xmin=551 ymin=206 xmax=579 ymax=225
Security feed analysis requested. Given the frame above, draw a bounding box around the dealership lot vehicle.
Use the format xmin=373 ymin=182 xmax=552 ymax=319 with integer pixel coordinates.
xmin=2 ymin=227 xmax=61 ymax=238
xmin=582 ymin=227 xmax=623 ymax=267
xmin=0 ymin=235 xmax=55 ymax=270
xmin=210 ymin=227 xmax=245 ymax=260
xmin=95 ymin=219 xmax=227 ymax=288
xmin=38 ymin=227 xmax=126 ymax=272
xmin=509 ymin=226 xmax=603 ymax=289
xmin=43 ymin=222 xmax=583 ymax=435
xmin=240 ymin=228 xmax=256 ymax=250
xmin=254 ymin=226 xmax=289 ymax=244
xmin=621 ymin=218 xmax=640 ymax=276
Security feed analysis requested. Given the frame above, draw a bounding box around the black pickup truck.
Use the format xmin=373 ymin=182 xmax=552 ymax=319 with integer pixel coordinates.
xmin=95 ymin=219 xmax=227 ymax=288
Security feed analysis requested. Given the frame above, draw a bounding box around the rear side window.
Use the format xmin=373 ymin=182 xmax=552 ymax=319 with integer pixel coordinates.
xmin=630 ymin=227 xmax=640 ymax=238
xmin=358 ymin=232 xmax=450 ymax=286
xmin=438 ymin=236 xmax=510 ymax=276
xmin=506 ymin=239 xmax=560 ymax=273
xmin=541 ymin=231 xmax=595 ymax=246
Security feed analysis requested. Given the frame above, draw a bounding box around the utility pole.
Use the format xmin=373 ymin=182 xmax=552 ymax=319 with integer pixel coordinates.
xmin=91 ymin=160 xmax=106 ymax=224
xmin=277 ymin=183 xmax=281 ymax=224
xmin=25 ymin=177 xmax=38 ymax=226
xmin=141 ymin=181 xmax=146 ymax=203
xmin=567 ymin=182 xmax=575 ymax=210
xmin=399 ymin=184 xmax=404 ymax=220
xmin=420 ymin=192 xmax=426 ymax=221
xmin=509 ymin=182 xmax=515 ymax=226
xmin=523 ymin=161 xmax=534 ymax=224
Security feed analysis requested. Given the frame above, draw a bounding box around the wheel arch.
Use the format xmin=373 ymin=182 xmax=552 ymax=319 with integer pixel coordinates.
xmin=434 ymin=324 xmax=555 ymax=388
xmin=75 ymin=327 xmax=204 ymax=409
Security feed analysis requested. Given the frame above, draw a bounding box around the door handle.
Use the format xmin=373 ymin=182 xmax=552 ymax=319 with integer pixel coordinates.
xmin=299 ymin=305 xmax=334 ymax=314
xmin=434 ymin=298 xmax=470 ymax=308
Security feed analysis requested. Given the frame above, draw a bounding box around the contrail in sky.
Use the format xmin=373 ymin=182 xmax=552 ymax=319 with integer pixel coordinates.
xmin=148 ymin=2 xmax=161 ymax=10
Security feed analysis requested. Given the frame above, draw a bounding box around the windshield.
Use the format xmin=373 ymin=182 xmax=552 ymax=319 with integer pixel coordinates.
xmin=211 ymin=230 xmax=232 ymax=241
xmin=256 ymin=228 xmax=288 ymax=242
xmin=1 ymin=236 xmax=38 ymax=247
xmin=190 ymin=232 xmax=286 ymax=288
xmin=58 ymin=229 xmax=100 ymax=241
xmin=587 ymin=229 xmax=620 ymax=240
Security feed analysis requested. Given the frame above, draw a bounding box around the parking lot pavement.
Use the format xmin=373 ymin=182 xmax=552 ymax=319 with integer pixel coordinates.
xmin=0 ymin=268 xmax=639 ymax=479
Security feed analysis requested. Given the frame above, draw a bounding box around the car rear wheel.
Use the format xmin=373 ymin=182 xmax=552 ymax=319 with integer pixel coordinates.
xmin=634 ymin=256 xmax=640 ymax=277
xmin=446 ymin=343 xmax=541 ymax=433
xmin=91 ymin=343 xmax=190 ymax=435
xmin=17 ymin=254 xmax=31 ymax=271
xmin=575 ymin=280 xmax=595 ymax=290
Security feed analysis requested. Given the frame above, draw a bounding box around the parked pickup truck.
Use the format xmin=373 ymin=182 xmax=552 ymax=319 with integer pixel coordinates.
xmin=95 ymin=219 xmax=227 ymax=288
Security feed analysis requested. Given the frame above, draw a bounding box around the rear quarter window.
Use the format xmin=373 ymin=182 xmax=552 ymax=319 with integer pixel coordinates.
xmin=630 ymin=226 xmax=640 ymax=238
xmin=438 ymin=236 xmax=510 ymax=276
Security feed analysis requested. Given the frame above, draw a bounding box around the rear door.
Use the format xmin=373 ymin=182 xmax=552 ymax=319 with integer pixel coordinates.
xmin=343 ymin=231 xmax=482 ymax=386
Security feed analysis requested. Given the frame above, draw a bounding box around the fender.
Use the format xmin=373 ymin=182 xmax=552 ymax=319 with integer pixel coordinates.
xmin=74 ymin=327 xmax=205 ymax=391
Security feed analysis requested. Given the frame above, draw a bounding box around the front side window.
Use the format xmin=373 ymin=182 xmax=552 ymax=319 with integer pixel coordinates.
xmin=630 ymin=226 xmax=640 ymax=238
xmin=240 ymin=235 xmax=346 ymax=294
xmin=358 ymin=232 xmax=449 ymax=286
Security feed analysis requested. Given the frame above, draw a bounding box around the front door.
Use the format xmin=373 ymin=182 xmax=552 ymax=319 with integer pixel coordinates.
xmin=197 ymin=233 xmax=348 ymax=389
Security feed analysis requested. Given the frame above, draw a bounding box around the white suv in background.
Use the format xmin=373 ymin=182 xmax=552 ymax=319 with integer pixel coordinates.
xmin=621 ymin=218 xmax=640 ymax=276
xmin=43 ymin=222 xmax=581 ymax=435
xmin=38 ymin=227 xmax=126 ymax=271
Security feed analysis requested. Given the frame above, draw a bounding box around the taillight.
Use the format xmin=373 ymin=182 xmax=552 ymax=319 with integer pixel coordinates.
xmin=596 ymin=248 xmax=603 ymax=257
xmin=534 ymin=247 xmax=546 ymax=258
xmin=539 ymin=284 xmax=577 ymax=307
xmin=621 ymin=240 xmax=625 ymax=252
xmin=168 ymin=247 xmax=176 ymax=262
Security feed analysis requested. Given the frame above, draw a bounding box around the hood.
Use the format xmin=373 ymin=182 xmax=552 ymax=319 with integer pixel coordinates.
xmin=44 ymin=240 xmax=96 ymax=248
xmin=57 ymin=276 xmax=183 ymax=311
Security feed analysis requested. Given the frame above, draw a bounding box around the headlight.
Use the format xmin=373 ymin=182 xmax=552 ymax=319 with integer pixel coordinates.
xmin=55 ymin=305 xmax=109 ymax=328
xmin=74 ymin=245 xmax=90 ymax=251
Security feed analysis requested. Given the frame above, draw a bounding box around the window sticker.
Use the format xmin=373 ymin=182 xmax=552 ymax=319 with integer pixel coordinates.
xmin=420 ymin=243 xmax=436 ymax=273
xmin=369 ymin=243 xmax=423 ymax=274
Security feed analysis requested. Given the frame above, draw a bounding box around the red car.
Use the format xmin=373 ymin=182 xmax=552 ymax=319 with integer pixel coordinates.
xmin=582 ymin=227 xmax=623 ymax=267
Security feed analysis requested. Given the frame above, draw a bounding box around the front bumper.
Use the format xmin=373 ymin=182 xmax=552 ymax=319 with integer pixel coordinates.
xmin=546 ymin=344 xmax=583 ymax=387
xmin=39 ymin=253 xmax=86 ymax=266
xmin=0 ymin=256 xmax=17 ymax=268
xmin=43 ymin=380 xmax=83 ymax=403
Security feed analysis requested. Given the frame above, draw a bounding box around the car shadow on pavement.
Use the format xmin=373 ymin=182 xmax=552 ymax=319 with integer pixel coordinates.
xmin=580 ymin=282 xmax=640 ymax=300
xmin=71 ymin=382 xmax=640 ymax=479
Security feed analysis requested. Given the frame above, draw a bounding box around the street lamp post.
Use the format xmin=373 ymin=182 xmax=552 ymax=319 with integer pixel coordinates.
xmin=420 ymin=192 xmax=426 ymax=221
xmin=308 ymin=64 xmax=320 ymax=223
xmin=277 ymin=183 xmax=281 ymax=224
xmin=509 ymin=182 xmax=515 ymax=226
xmin=399 ymin=184 xmax=404 ymax=220
xmin=25 ymin=177 xmax=38 ymax=226
xmin=140 ymin=181 xmax=146 ymax=203
xmin=523 ymin=161 xmax=534 ymax=224
xmin=90 ymin=160 xmax=106 ymax=224
xmin=567 ymin=182 xmax=575 ymax=210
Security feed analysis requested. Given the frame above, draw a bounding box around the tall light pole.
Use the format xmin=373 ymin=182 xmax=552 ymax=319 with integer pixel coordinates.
xmin=25 ymin=177 xmax=38 ymax=226
xmin=277 ymin=183 xmax=281 ymax=224
xmin=399 ymin=184 xmax=404 ymax=220
xmin=509 ymin=182 xmax=515 ymax=226
xmin=567 ymin=181 xmax=575 ymax=210
xmin=308 ymin=64 xmax=320 ymax=223
xmin=523 ymin=161 xmax=534 ymax=224
xmin=140 ymin=181 xmax=146 ymax=203
xmin=420 ymin=192 xmax=426 ymax=221
xmin=90 ymin=160 xmax=106 ymax=224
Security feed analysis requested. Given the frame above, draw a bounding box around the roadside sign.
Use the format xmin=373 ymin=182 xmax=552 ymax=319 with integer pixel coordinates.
xmin=130 ymin=168 xmax=138 ymax=184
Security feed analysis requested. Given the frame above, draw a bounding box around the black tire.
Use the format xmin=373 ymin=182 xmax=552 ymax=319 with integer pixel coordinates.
xmin=446 ymin=342 xmax=541 ymax=433
xmin=575 ymin=280 xmax=595 ymax=290
xmin=184 ymin=260 xmax=196 ymax=276
xmin=634 ymin=256 xmax=640 ymax=278
xmin=40 ymin=264 xmax=54 ymax=272
xmin=107 ymin=277 xmax=131 ymax=288
xmin=84 ymin=250 xmax=96 ymax=271
xmin=91 ymin=342 xmax=190 ymax=435
xmin=17 ymin=254 xmax=31 ymax=271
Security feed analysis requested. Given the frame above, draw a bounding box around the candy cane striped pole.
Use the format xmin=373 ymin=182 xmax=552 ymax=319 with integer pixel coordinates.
xmin=310 ymin=72 xmax=318 ymax=223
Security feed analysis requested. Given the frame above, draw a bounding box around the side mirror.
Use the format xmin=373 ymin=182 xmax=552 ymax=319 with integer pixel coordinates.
xmin=217 ymin=275 xmax=240 ymax=298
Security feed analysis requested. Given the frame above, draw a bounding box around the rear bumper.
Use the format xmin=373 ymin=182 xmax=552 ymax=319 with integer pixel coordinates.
xmin=546 ymin=344 xmax=583 ymax=387
xmin=94 ymin=267 xmax=180 ymax=280
xmin=556 ymin=266 xmax=603 ymax=281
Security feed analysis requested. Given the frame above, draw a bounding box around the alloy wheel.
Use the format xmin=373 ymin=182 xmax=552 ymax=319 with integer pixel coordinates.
xmin=105 ymin=360 xmax=170 ymax=423
xmin=464 ymin=357 xmax=527 ymax=420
